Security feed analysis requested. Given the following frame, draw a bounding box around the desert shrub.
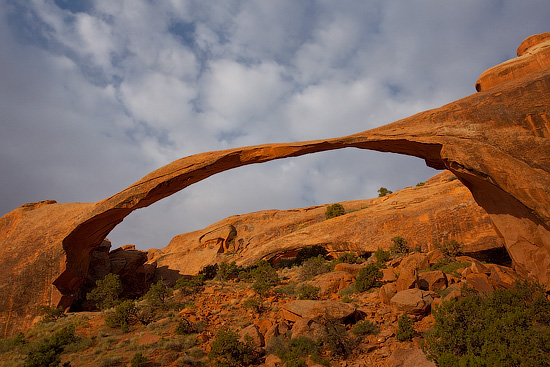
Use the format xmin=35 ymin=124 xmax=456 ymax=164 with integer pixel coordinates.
xmin=396 ymin=313 xmax=415 ymax=342
xmin=322 ymin=319 xmax=353 ymax=358
xmin=274 ymin=282 xmax=297 ymax=297
xmin=0 ymin=332 xmax=26 ymax=353
xmin=243 ymin=298 xmax=262 ymax=313
xmin=24 ymin=324 xmax=75 ymax=367
xmin=130 ymin=352 xmax=148 ymax=367
xmin=251 ymin=260 xmax=279 ymax=299
xmin=86 ymin=273 xmax=123 ymax=310
xmin=335 ymin=252 xmax=361 ymax=264
xmin=97 ymin=354 xmax=124 ymax=367
xmin=389 ymin=236 xmax=409 ymax=255
xmin=39 ymin=306 xmax=66 ymax=323
xmin=104 ymin=300 xmax=138 ymax=331
xmin=199 ymin=264 xmax=219 ymax=280
xmin=435 ymin=240 xmax=464 ymax=258
xmin=208 ymin=328 xmax=258 ymax=367
xmin=416 ymin=182 xmax=425 ymax=187
xmin=351 ymin=320 xmax=379 ymax=337
xmin=374 ymin=248 xmax=391 ymax=266
xmin=215 ymin=262 xmax=240 ymax=281
xmin=299 ymin=255 xmax=333 ymax=281
xmin=297 ymin=284 xmax=320 ymax=300
xmin=423 ymin=280 xmax=550 ymax=366
xmin=144 ymin=280 xmax=173 ymax=307
xmin=325 ymin=203 xmax=345 ymax=219
xmin=354 ymin=264 xmax=383 ymax=292
xmin=269 ymin=336 xmax=326 ymax=367
xmin=377 ymin=187 xmax=392 ymax=197
xmin=175 ymin=274 xmax=205 ymax=295
xmin=295 ymin=245 xmax=329 ymax=265
xmin=175 ymin=317 xmax=196 ymax=335
xmin=429 ymin=259 xmax=470 ymax=277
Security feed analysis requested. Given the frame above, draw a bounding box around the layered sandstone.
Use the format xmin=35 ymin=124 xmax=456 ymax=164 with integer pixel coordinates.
xmin=1 ymin=33 xmax=550 ymax=337
xmin=151 ymin=171 xmax=504 ymax=274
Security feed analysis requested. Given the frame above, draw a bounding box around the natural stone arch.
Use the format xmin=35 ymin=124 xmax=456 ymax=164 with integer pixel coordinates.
xmin=1 ymin=33 xmax=550 ymax=337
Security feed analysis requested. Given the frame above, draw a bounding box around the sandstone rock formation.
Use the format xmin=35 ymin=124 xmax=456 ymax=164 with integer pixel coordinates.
xmin=150 ymin=171 xmax=504 ymax=274
xmin=1 ymin=33 xmax=549 ymax=337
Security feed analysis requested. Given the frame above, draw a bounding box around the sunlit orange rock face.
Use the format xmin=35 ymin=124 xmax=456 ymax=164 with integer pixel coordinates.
xmin=1 ymin=33 xmax=549 ymax=337
xmin=151 ymin=171 xmax=504 ymax=275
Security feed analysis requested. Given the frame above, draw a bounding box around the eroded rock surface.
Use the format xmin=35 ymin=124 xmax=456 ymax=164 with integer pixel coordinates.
xmin=1 ymin=33 xmax=550 ymax=337
xmin=151 ymin=171 xmax=503 ymax=274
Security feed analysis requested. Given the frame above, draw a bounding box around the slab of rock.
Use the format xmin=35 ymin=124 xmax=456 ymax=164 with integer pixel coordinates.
xmin=304 ymin=271 xmax=354 ymax=297
xmin=387 ymin=347 xmax=436 ymax=367
xmin=379 ymin=283 xmax=398 ymax=304
xmin=240 ymin=324 xmax=264 ymax=347
xmin=391 ymin=289 xmax=434 ymax=315
xmin=418 ymin=271 xmax=447 ymax=292
xmin=281 ymin=300 xmax=356 ymax=322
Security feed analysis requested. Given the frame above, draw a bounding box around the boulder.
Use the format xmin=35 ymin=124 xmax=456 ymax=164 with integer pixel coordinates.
xmin=391 ymin=289 xmax=434 ymax=315
xmin=381 ymin=267 xmax=398 ymax=282
xmin=239 ymin=324 xmax=264 ymax=347
xmin=379 ymin=283 xmax=398 ymax=304
xmin=464 ymin=273 xmax=494 ymax=294
xmin=418 ymin=271 xmax=447 ymax=291
xmin=396 ymin=268 xmax=418 ymax=292
xmin=289 ymin=318 xmax=325 ymax=340
xmin=387 ymin=347 xmax=436 ymax=367
xmin=304 ymin=271 xmax=354 ymax=297
xmin=333 ymin=263 xmax=365 ymax=277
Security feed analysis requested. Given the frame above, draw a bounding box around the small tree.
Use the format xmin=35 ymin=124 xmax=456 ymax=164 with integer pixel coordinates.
xmin=251 ymin=260 xmax=279 ymax=299
xmin=390 ymin=236 xmax=409 ymax=255
xmin=215 ymin=261 xmax=239 ymax=281
xmin=325 ymin=203 xmax=345 ymax=219
xmin=355 ymin=264 xmax=383 ymax=292
xmin=144 ymin=280 xmax=173 ymax=307
xmin=130 ymin=352 xmax=148 ymax=367
xmin=377 ymin=187 xmax=393 ymax=197
xmin=208 ymin=328 xmax=257 ymax=367
xmin=396 ymin=313 xmax=415 ymax=342
xmin=39 ymin=306 xmax=66 ymax=323
xmin=24 ymin=324 xmax=75 ymax=367
xmin=86 ymin=273 xmax=123 ymax=310
xmin=105 ymin=300 xmax=138 ymax=332
xmin=295 ymin=245 xmax=328 ymax=265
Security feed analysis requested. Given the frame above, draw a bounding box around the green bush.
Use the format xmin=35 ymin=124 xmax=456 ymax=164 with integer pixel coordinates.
xmin=297 ymin=284 xmax=320 ymax=300
xmin=389 ymin=236 xmax=409 ymax=255
xmin=208 ymin=328 xmax=257 ymax=367
xmin=86 ymin=273 xmax=123 ymax=310
xmin=0 ymin=332 xmax=26 ymax=353
xmin=295 ymin=245 xmax=329 ymax=265
xmin=351 ymin=320 xmax=379 ymax=337
xmin=104 ymin=300 xmax=138 ymax=331
xmin=243 ymin=298 xmax=262 ymax=313
xmin=396 ymin=313 xmax=415 ymax=342
xmin=175 ymin=274 xmax=205 ymax=295
xmin=325 ymin=203 xmax=345 ymax=219
xmin=424 ymin=281 xmax=550 ymax=366
xmin=251 ymin=260 xmax=279 ymax=299
xmin=39 ymin=306 xmax=66 ymax=323
xmin=269 ymin=336 xmax=326 ymax=367
xmin=175 ymin=317 xmax=196 ymax=335
xmin=199 ymin=264 xmax=219 ymax=280
xmin=354 ymin=264 xmax=383 ymax=292
xmin=144 ymin=280 xmax=173 ymax=307
xmin=215 ymin=262 xmax=240 ymax=281
xmin=299 ymin=255 xmax=334 ymax=281
xmin=377 ymin=187 xmax=392 ymax=197
xmin=321 ymin=318 xmax=353 ymax=358
xmin=335 ymin=252 xmax=361 ymax=264
xmin=435 ymin=240 xmax=464 ymax=258
xmin=374 ymin=248 xmax=391 ymax=266
xmin=130 ymin=352 xmax=148 ymax=367
xmin=24 ymin=324 xmax=75 ymax=367
xmin=429 ymin=259 xmax=470 ymax=277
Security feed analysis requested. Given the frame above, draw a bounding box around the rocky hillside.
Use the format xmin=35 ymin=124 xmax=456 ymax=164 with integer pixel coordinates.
xmin=0 ymin=246 xmax=534 ymax=367
xmin=148 ymin=171 xmax=504 ymax=277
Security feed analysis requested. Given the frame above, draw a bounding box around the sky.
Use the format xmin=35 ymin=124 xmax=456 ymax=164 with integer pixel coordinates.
xmin=1 ymin=1 xmax=549 ymax=251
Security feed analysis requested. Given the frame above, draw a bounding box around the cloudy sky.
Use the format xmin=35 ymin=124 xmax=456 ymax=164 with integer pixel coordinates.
xmin=1 ymin=1 xmax=548 ymax=251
